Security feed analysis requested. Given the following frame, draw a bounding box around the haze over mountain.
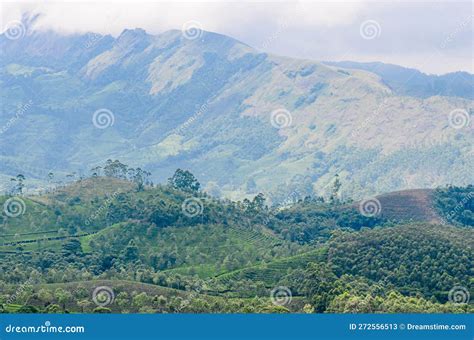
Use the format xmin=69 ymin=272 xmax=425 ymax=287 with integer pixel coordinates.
xmin=1 ymin=28 xmax=472 ymax=203
xmin=323 ymin=61 xmax=474 ymax=100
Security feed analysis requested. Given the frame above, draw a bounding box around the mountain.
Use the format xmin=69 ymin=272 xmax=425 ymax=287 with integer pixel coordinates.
xmin=323 ymin=61 xmax=474 ymax=99
xmin=1 ymin=28 xmax=473 ymax=203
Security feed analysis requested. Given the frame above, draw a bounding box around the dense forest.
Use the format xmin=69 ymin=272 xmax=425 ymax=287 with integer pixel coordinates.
xmin=0 ymin=160 xmax=472 ymax=314
xmin=434 ymin=185 xmax=474 ymax=226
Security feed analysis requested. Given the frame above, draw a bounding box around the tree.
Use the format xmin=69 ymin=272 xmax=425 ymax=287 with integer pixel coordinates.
xmin=93 ymin=306 xmax=112 ymax=313
xmin=77 ymin=299 xmax=92 ymax=312
xmin=329 ymin=174 xmax=341 ymax=204
xmin=10 ymin=174 xmax=25 ymax=194
xmin=129 ymin=167 xmax=151 ymax=192
xmin=122 ymin=240 xmax=139 ymax=261
xmin=62 ymin=239 xmax=83 ymax=257
xmin=17 ymin=305 xmax=39 ymax=313
xmin=299 ymin=263 xmax=338 ymax=312
xmin=261 ymin=305 xmax=290 ymax=313
xmin=116 ymin=292 xmax=130 ymax=307
xmin=45 ymin=304 xmax=62 ymax=313
xmin=54 ymin=288 xmax=72 ymax=309
xmin=252 ymin=193 xmax=266 ymax=211
xmin=104 ymin=159 xmax=128 ymax=178
xmin=168 ymin=169 xmax=200 ymax=192
xmin=153 ymin=295 xmax=167 ymax=312
xmin=90 ymin=166 xmax=102 ymax=177
xmin=37 ymin=289 xmax=53 ymax=302
xmin=303 ymin=303 xmax=315 ymax=313
xmin=132 ymin=292 xmax=151 ymax=307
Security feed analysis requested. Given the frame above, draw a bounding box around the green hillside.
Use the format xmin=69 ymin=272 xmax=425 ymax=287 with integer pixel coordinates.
xmin=214 ymin=247 xmax=327 ymax=288
xmin=1 ymin=174 xmax=472 ymax=314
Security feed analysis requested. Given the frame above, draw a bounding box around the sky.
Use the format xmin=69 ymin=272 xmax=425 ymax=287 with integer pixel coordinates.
xmin=1 ymin=0 xmax=472 ymax=74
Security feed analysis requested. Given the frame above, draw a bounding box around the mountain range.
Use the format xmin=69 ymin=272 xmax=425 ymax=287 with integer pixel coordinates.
xmin=1 ymin=27 xmax=473 ymax=203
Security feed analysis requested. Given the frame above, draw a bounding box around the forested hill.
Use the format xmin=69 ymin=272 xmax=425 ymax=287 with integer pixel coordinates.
xmin=0 ymin=166 xmax=472 ymax=314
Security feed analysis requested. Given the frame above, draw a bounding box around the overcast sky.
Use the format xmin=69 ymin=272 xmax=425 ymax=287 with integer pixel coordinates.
xmin=1 ymin=1 xmax=472 ymax=74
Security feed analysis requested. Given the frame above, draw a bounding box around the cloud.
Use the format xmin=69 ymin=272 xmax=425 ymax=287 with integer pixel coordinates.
xmin=1 ymin=1 xmax=367 ymax=34
xmin=1 ymin=1 xmax=472 ymax=74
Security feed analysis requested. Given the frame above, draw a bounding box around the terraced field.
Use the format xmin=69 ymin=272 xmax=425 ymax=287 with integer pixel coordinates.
xmin=214 ymin=247 xmax=327 ymax=288
xmin=0 ymin=226 xmax=94 ymax=253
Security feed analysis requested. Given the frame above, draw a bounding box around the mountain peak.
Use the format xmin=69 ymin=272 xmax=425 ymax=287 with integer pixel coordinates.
xmin=115 ymin=28 xmax=149 ymax=45
xmin=118 ymin=28 xmax=148 ymax=39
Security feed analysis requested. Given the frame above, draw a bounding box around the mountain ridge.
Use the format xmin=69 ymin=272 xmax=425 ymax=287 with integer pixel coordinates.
xmin=323 ymin=60 xmax=474 ymax=99
xmin=1 ymin=28 xmax=472 ymax=202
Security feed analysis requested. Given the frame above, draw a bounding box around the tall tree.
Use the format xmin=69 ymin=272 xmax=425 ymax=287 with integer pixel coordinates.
xmin=329 ymin=174 xmax=342 ymax=204
xmin=168 ymin=169 xmax=200 ymax=192
xmin=11 ymin=174 xmax=25 ymax=194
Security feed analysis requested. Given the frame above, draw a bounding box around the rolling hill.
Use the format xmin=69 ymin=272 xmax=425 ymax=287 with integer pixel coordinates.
xmin=0 ymin=176 xmax=472 ymax=313
xmin=358 ymin=189 xmax=442 ymax=223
